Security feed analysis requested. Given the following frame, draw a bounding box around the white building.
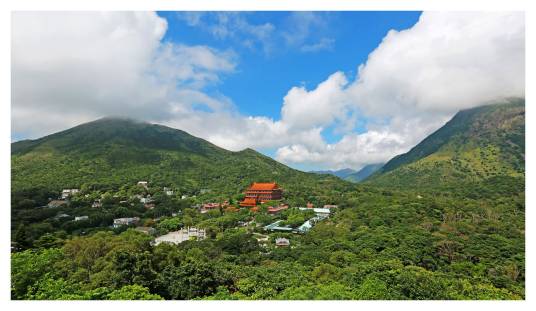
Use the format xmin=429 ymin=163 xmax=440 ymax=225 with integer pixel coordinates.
xmin=74 ymin=216 xmax=89 ymax=221
xmin=113 ymin=217 xmax=140 ymax=228
xmin=154 ymin=227 xmax=206 ymax=246
xmin=137 ymin=181 xmax=148 ymax=189
xmin=163 ymin=187 xmax=174 ymax=196
xmin=299 ymin=207 xmax=331 ymax=218
xmin=61 ymin=189 xmax=80 ymax=199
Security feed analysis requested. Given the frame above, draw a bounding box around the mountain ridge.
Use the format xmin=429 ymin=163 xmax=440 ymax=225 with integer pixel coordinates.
xmin=367 ymin=98 xmax=525 ymax=193
xmin=11 ymin=118 xmax=351 ymax=201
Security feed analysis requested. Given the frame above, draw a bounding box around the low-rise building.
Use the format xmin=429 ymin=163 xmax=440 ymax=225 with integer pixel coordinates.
xmin=113 ymin=217 xmax=140 ymax=228
xmin=137 ymin=181 xmax=148 ymax=189
xmin=153 ymin=227 xmax=206 ymax=246
xmin=163 ymin=187 xmax=174 ymax=196
xmin=200 ymin=202 xmax=220 ymax=213
xmin=61 ymin=189 xmax=80 ymax=199
xmin=267 ymin=204 xmax=289 ymax=214
xmin=275 ymin=238 xmax=290 ymax=247
xmin=140 ymin=196 xmax=153 ymax=204
xmin=74 ymin=216 xmax=89 ymax=221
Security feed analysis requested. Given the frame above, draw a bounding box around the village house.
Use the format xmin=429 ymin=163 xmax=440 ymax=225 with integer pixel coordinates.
xmin=113 ymin=217 xmax=140 ymax=228
xmin=163 ymin=187 xmax=174 ymax=196
xmin=267 ymin=204 xmax=289 ymax=214
xmin=61 ymin=189 xmax=80 ymax=199
xmin=140 ymin=196 xmax=153 ymax=204
xmin=137 ymin=181 xmax=148 ymax=189
xmin=200 ymin=202 xmax=222 ymax=213
xmin=92 ymin=200 xmax=102 ymax=208
xmin=275 ymin=238 xmax=290 ymax=247
xmin=306 ymin=202 xmax=314 ymax=208
xmin=239 ymin=182 xmax=282 ymax=207
xmin=74 ymin=216 xmax=89 ymax=221
xmin=144 ymin=203 xmax=156 ymax=210
xmin=47 ymin=200 xmax=67 ymax=208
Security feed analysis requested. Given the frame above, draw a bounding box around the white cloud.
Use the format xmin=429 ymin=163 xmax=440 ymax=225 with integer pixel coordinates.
xmin=281 ymin=72 xmax=349 ymax=130
xmin=275 ymin=11 xmax=525 ymax=170
xmin=176 ymin=12 xmax=275 ymax=54
xmin=12 ymin=12 xmax=236 ymax=137
xmin=12 ymin=12 xmax=525 ymax=171
xmin=282 ymin=12 xmax=335 ymax=53
xmin=348 ymin=11 xmax=525 ymax=117
xmin=177 ymin=12 xmax=334 ymax=55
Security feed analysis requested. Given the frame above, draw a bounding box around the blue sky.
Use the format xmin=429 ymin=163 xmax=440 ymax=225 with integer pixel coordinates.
xmin=158 ymin=11 xmax=421 ymax=136
xmin=155 ymin=11 xmax=421 ymax=170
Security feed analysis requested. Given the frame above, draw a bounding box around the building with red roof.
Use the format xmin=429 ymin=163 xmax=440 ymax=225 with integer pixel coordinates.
xmin=239 ymin=197 xmax=257 ymax=207
xmin=267 ymin=204 xmax=289 ymax=214
xmin=239 ymin=182 xmax=283 ymax=207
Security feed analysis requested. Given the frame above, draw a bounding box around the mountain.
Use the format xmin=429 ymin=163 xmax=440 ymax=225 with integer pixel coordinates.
xmin=367 ymin=98 xmax=525 ymax=194
xmin=310 ymin=168 xmax=357 ymax=179
xmin=345 ymin=163 xmax=384 ymax=182
xmin=311 ymin=165 xmax=385 ymax=183
xmin=11 ymin=117 xmax=351 ymax=199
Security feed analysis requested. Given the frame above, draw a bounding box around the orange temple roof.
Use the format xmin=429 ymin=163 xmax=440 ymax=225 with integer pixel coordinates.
xmin=239 ymin=197 xmax=257 ymax=207
xmin=248 ymin=182 xmax=280 ymax=191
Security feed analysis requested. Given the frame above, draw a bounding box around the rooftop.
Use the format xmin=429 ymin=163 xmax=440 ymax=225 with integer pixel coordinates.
xmin=248 ymin=182 xmax=280 ymax=191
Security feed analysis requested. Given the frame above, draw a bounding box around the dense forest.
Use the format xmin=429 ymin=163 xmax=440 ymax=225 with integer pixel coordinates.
xmin=11 ymin=99 xmax=525 ymax=300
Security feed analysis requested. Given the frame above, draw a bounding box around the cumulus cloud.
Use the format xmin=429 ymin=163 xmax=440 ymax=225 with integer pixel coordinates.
xmin=348 ymin=11 xmax=525 ymax=117
xmin=12 ymin=12 xmax=525 ymax=171
xmin=275 ymin=11 xmax=525 ymax=169
xmin=12 ymin=12 xmax=236 ymax=137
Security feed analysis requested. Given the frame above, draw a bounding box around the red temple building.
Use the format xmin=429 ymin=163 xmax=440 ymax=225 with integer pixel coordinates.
xmin=239 ymin=182 xmax=282 ymax=207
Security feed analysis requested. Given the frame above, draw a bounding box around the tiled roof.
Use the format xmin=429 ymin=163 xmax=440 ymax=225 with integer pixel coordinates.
xmin=239 ymin=197 xmax=257 ymax=206
xmin=248 ymin=182 xmax=279 ymax=191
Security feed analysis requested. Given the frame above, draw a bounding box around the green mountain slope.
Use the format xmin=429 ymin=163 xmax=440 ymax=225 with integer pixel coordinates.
xmin=11 ymin=118 xmax=351 ymax=200
xmin=367 ymin=98 xmax=525 ymax=194
xmin=345 ymin=163 xmax=384 ymax=182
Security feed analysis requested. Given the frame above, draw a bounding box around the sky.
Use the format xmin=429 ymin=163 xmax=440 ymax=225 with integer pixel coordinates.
xmin=11 ymin=11 xmax=525 ymax=171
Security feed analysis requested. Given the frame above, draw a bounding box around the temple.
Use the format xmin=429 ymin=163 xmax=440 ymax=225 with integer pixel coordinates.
xmin=239 ymin=182 xmax=282 ymax=207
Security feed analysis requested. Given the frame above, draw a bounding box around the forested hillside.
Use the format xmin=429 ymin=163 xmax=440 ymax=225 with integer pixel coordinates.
xmin=12 ymin=117 xmax=352 ymax=207
xmin=11 ymin=101 xmax=525 ymax=300
xmin=368 ymin=98 xmax=525 ymax=194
